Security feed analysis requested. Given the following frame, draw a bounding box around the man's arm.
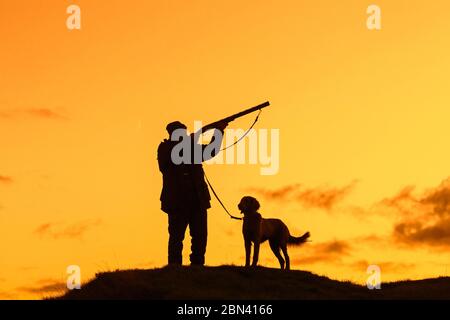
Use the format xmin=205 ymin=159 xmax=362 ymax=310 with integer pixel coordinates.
xmin=198 ymin=121 xmax=228 ymax=162
xmin=157 ymin=141 xmax=171 ymax=172
xmin=201 ymin=129 xmax=223 ymax=160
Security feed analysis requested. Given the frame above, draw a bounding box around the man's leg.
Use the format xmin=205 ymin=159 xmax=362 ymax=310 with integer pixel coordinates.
xmin=168 ymin=212 xmax=189 ymax=265
xmin=189 ymin=207 xmax=208 ymax=265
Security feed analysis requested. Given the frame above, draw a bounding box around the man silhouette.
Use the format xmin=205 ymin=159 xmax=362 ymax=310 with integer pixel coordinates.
xmin=158 ymin=120 xmax=228 ymax=266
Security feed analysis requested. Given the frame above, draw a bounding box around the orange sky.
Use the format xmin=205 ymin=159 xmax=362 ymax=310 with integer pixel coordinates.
xmin=2 ymin=0 xmax=450 ymax=299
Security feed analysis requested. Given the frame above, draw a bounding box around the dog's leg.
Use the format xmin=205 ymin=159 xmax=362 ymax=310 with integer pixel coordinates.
xmin=251 ymin=241 xmax=260 ymax=267
xmin=269 ymin=240 xmax=285 ymax=269
xmin=245 ymin=240 xmax=251 ymax=267
xmin=281 ymin=245 xmax=290 ymax=270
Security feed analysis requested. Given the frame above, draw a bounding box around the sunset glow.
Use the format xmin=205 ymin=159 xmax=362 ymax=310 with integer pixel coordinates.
xmin=2 ymin=0 xmax=450 ymax=299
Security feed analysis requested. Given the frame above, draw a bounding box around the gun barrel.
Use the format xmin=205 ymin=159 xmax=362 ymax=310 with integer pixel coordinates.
xmin=220 ymin=101 xmax=270 ymax=123
xmin=200 ymin=101 xmax=270 ymax=133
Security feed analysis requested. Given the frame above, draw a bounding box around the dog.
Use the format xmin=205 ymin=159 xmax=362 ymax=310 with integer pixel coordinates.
xmin=238 ymin=196 xmax=310 ymax=270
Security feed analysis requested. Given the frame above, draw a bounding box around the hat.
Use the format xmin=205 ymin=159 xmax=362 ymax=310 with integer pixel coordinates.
xmin=166 ymin=121 xmax=187 ymax=134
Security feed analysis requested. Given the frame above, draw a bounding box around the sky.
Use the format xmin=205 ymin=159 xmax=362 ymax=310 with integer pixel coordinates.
xmin=1 ymin=0 xmax=450 ymax=299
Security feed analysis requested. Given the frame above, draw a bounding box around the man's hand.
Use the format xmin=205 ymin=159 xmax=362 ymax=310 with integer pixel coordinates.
xmin=199 ymin=120 xmax=228 ymax=134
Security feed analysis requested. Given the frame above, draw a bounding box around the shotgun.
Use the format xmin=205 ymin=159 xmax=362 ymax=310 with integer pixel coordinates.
xmin=201 ymin=101 xmax=270 ymax=132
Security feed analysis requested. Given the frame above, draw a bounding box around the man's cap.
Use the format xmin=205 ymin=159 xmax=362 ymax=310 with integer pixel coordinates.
xmin=166 ymin=121 xmax=187 ymax=134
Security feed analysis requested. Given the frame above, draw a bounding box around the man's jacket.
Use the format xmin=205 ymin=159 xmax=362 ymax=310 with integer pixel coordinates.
xmin=157 ymin=131 xmax=222 ymax=213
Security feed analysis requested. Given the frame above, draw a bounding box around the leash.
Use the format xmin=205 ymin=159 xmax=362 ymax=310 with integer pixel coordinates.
xmin=204 ymin=109 xmax=263 ymax=220
xmin=204 ymin=172 xmax=242 ymax=220
xmin=203 ymin=109 xmax=265 ymax=221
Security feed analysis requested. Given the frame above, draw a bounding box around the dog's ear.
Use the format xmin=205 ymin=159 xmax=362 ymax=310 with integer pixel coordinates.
xmin=250 ymin=197 xmax=260 ymax=211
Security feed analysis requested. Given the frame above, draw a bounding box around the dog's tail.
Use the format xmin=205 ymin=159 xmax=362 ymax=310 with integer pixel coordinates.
xmin=288 ymin=231 xmax=310 ymax=245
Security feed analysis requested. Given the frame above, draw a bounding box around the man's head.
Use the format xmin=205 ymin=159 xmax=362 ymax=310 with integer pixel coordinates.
xmin=166 ymin=121 xmax=187 ymax=137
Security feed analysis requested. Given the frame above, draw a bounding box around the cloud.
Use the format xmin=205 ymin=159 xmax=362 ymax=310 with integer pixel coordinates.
xmin=19 ymin=266 xmax=39 ymax=272
xmin=354 ymin=234 xmax=385 ymax=244
xmin=0 ymin=108 xmax=66 ymax=120
xmin=34 ymin=223 xmax=52 ymax=235
xmin=394 ymin=219 xmax=450 ymax=246
xmin=378 ymin=186 xmax=417 ymax=216
xmin=26 ymin=108 xmax=66 ymax=119
xmin=293 ymin=239 xmax=352 ymax=265
xmin=249 ymin=184 xmax=300 ymax=201
xmin=0 ymin=291 xmax=16 ymax=299
xmin=17 ymin=278 xmax=67 ymax=295
xmin=248 ymin=181 xmax=357 ymax=210
xmin=0 ymin=110 xmax=11 ymax=118
xmin=0 ymin=175 xmax=13 ymax=185
xmin=351 ymin=260 xmax=415 ymax=274
xmin=379 ymin=177 xmax=450 ymax=248
xmin=0 ymin=175 xmax=13 ymax=209
xmin=224 ymin=228 xmax=236 ymax=237
xmin=34 ymin=219 xmax=102 ymax=240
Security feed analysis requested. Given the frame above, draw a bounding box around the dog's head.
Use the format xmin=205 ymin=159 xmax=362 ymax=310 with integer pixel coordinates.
xmin=238 ymin=196 xmax=260 ymax=214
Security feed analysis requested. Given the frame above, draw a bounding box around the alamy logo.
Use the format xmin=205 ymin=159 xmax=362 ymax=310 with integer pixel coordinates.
xmin=66 ymin=5 xmax=81 ymax=30
xmin=170 ymin=121 xmax=280 ymax=176
xmin=366 ymin=265 xmax=381 ymax=289
xmin=366 ymin=4 xmax=381 ymax=30
xmin=66 ymin=265 xmax=81 ymax=290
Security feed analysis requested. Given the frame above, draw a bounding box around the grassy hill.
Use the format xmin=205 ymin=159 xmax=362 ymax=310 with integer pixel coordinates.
xmin=57 ymin=265 xmax=450 ymax=300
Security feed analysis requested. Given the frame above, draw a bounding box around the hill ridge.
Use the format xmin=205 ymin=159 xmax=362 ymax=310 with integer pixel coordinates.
xmin=57 ymin=265 xmax=450 ymax=300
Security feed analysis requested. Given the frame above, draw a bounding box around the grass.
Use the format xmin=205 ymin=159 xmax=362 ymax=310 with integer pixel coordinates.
xmin=55 ymin=265 xmax=450 ymax=300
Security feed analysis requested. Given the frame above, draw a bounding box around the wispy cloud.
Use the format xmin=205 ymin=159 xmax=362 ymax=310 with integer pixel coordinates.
xmin=0 ymin=108 xmax=67 ymax=120
xmin=353 ymin=234 xmax=385 ymax=245
xmin=0 ymin=175 xmax=11 ymax=209
xmin=17 ymin=278 xmax=67 ymax=295
xmin=0 ymin=291 xmax=16 ymax=299
xmin=34 ymin=219 xmax=102 ymax=240
xmin=294 ymin=239 xmax=352 ymax=265
xmin=351 ymin=260 xmax=415 ymax=274
xmin=378 ymin=177 xmax=450 ymax=248
xmin=0 ymin=111 xmax=11 ymax=118
xmin=248 ymin=181 xmax=357 ymax=210
xmin=26 ymin=108 xmax=66 ymax=119
xmin=378 ymin=186 xmax=417 ymax=216
xmin=224 ymin=228 xmax=236 ymax=237
xmin=0 ymin=175 xmax=13 ymax=185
